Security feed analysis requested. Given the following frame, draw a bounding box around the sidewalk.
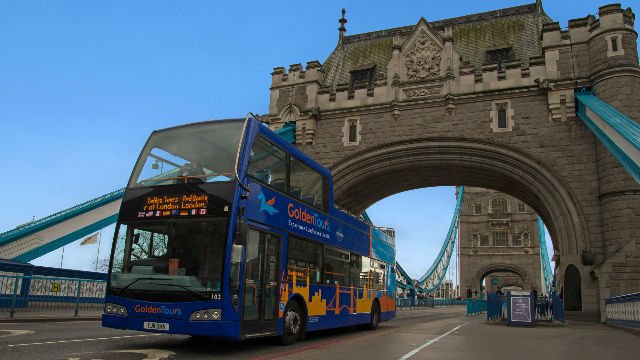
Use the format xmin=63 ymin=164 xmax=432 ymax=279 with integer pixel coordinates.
xmin=0 ymin=309 xmax=102 ymax=322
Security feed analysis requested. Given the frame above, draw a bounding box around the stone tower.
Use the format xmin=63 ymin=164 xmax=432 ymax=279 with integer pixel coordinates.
xmin=458 ymin=187 xmax=544 ymax=298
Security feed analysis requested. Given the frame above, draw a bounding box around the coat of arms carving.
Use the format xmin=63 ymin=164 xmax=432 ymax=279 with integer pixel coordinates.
xmin=405 ymin=33 xmax=441 ymax=80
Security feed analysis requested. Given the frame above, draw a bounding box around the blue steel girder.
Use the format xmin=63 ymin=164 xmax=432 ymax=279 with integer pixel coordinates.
xmin=575 ymin=90 xmax=640 ymax=184
xmin=538 ymin=217 xmax=554 ymax=293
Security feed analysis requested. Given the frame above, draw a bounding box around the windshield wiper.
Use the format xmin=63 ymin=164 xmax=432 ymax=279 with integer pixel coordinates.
xmin=148 ymin=282 xmax=210 ymax=301
xmin=116 ymin=277 xmax=171 ymax=296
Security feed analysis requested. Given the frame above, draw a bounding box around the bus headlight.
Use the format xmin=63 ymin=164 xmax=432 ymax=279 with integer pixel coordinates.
xmin=190 ymin=309 xmax=221 ymax=321
xmin=104 ymin=303 xmax=128 ymax=316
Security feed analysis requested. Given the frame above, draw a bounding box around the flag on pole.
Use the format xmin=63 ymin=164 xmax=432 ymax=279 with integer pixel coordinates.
xmin=80 ymin=233 xmax=99 ymax=246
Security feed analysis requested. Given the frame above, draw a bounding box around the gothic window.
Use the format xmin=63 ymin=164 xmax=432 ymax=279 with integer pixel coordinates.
xmin=491 ymin=197 xmax=508 ymax=213
xmin=522 ymin=231 xmax=531 ymax=246
xmin=497 ymin=103 xmax=508 ymax=129
xmin=472 ymin=233 xmax=480 ymax=247
xmin=349 ymin=67 xmax=375 ymax=91
xmin=517 ymin=201 xmax=526 ymax=213
xmin=491 ymin=100 xmax=513 ymax=132
xmin=605 ymin=34 xmax=624 ymax=57
xmin=512 ymin=234 xmax=523 ymax=246
xmin=480 ymin=234 xmax=489 ymax=247
xmin=493 ymin=231 xmax=508 ymax=246
xmin=348 ymin=120 xmax=357 ymax=143
xmin=343 ymin=117 xmax=361 ymax=146
xmin=486 ymin=48 xmax=513 ymax=72
xmin=473 ymin=202 xmax=482 ymax=215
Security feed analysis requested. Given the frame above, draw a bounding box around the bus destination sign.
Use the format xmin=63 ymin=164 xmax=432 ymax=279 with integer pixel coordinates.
xmin=137 ymin=193 xmax=209 ymax=218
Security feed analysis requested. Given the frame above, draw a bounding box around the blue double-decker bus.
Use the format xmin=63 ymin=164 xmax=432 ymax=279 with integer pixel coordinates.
xmin=102 ymin=115 xmax=396 ymax=344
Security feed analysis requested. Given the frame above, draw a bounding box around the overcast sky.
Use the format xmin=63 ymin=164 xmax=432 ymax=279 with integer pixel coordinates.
xmin=2 ymin=0 xmax=633 ymax=278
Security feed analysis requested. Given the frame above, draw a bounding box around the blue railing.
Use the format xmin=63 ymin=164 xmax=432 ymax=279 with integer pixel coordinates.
xmin=487 ymin=294 xmax=505 ymax=320
xmin=396 ymin=298 xmax=466 ymax=309
xmin=0 ymin=274 xmax=106 ymax=318
xmin=605 ymin=292 xmax=640 ymax=329
xmin=466 ymin=299 xmax=486 ymax=316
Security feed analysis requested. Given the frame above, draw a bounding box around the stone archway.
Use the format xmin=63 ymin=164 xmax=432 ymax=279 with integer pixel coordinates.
xmin=331 ymin=137 xmax=589 ymax=257
xmin=475 ymin=263 xmax=530 ymax=297
xmin=564 ymin=264 xmax=582 ymax=311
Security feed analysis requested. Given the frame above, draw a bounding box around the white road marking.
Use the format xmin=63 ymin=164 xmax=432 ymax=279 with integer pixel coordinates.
xmin=0 ymin=329 xmax=34 ymax=338
xmin=398 ymin=322 xmax=471 ymax=360
xmin=8 ymin=333 xmax=163 ymax=347
xmin=115 ymin=349 xmax=175 ymax=360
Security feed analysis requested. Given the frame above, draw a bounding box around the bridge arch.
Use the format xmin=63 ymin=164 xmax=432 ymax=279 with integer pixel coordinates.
xmin=331 ymin=137 xmax=589 ymax=257
xmin=475 ymin=264 xmax=530 ymax=293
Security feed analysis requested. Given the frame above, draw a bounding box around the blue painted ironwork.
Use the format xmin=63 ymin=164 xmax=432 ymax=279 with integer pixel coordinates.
xmin=466 ymin=298 xmax=486 ymax=316
xmin=0 ymin=188 xmax=124 ymax=249
xmin=576 ymin=90 xmax=640 ymax=184
xmin=538 ymin=217 xmax=554 ymax=294
xmin=552 ymin=291 xmax=565 ymax=323
xmin=605 ymin=291 xmax=640 ymax=329
xmin=396 ymin=298 xmax=466 ymax=308
xmin=274 ymin=121 xmax=296 ymax=144
xmin=416 ymin=187 xmax=464 ymax=292
xmin=487 ymin=294 xmax=505 ymax=320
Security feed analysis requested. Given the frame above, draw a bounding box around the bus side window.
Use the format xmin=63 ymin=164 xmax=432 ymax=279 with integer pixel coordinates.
xmin=247 ymin=136 xmax=287 ymax=193
xmin=323 ymin=246 xmax=350 ymax=286
xmin=287 ymin=236 xmax=322 ymax=284
xmin=290 ymin=156 xmax=326 ymax=210
xmin=349 ymin=253 xmax=362 ymax=288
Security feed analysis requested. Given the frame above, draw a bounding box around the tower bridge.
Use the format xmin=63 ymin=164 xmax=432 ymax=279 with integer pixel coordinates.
xmin=0 ymin=1 xmax=638 ymax=326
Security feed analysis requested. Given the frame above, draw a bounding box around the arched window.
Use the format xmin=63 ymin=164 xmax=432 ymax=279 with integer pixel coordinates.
xmin=517 ymin=201 xmax=526 ymax=213
xmin=491 ymin=197 xmax=507 ymax=213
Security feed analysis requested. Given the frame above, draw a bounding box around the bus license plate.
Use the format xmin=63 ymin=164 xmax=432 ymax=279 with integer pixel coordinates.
xmin=143 ymin=322 xmax=169 ymax=331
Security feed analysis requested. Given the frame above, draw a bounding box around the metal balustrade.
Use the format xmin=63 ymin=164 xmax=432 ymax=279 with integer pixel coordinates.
xmin=466 ymin=299 xmax=487 ymax=315
xmin=396 ymin=298 xmax=466 ymax=309
xmin=605 ymin=292 xmax=640 ymax=329
xmin=0 ymin=274 xmax=106 ymax=318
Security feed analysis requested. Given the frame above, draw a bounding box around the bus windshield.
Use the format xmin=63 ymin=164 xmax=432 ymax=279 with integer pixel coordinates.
xmin=109 ymin=218 xmax=227 ymax=301
xmin=129 ymin=120 xmax=245 ymax=188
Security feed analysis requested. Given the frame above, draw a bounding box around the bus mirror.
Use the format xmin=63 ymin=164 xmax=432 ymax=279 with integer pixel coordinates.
xmin=234 ymin=222 xmax=248 ymax=246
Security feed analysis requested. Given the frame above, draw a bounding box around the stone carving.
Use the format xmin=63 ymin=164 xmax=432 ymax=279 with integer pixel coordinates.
xmin=404 ymin=86 xmax=442 ymax=98
xmin=405 ymin=33 xmax=441 ymax=80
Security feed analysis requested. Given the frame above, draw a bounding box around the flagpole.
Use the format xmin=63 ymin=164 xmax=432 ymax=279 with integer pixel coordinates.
xmin=95 ymin=233 xmax=101 ymax=271
xmin=60 ymin=246 xmax=65 ymax=268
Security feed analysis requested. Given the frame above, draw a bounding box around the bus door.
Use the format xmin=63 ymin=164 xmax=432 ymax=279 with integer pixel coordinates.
xmin=242 ymin=229 xmax=281 ymax=336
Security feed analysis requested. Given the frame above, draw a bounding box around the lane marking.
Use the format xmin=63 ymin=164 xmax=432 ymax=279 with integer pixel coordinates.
xmin=398 ymin=322 xmax=471 ymax=360
xmin=8 ymin=333 xmax=163 ymax=347
xmin=0 ymin=329 xmax=34 ymax=338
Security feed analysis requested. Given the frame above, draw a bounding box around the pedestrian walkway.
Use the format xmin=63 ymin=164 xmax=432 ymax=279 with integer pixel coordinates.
xmin=0 ymin=310 xmax=101 ymax=322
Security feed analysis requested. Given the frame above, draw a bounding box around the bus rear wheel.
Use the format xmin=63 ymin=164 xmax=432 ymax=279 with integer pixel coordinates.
xmin=280 ymin=301 xmax=303 ymax=345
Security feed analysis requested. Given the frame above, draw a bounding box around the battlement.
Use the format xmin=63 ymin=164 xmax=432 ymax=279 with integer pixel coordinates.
xmin=542 ymin=3 xmax=635 ymax=48
xmin=271 ymin=61 xmax=323 ymax=88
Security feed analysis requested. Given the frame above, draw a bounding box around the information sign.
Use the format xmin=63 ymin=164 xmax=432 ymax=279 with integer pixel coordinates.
xmin=510 ymin=297 xmax=531 ymax=322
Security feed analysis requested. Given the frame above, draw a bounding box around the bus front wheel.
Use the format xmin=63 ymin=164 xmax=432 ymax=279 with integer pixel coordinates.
xmin=280 ymin=301 xmax=303 ymax=345
xmin=366 ymin=301 xmax=381 ymax=330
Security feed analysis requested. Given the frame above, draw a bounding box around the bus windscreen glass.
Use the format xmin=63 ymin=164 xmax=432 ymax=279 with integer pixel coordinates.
xmin=128 ymin=120 xmax=245 ymax=188
xmin=109 ymin=218 xmax=227 ymax=301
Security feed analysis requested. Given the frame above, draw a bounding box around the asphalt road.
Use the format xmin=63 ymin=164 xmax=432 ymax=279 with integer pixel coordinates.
xmin=2 ymin=308 xmax=638 ymax=359
xmin=0 ymin=308 xmax=467 ymax=360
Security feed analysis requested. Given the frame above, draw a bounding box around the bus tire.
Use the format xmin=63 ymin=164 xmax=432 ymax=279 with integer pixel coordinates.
xmin=366 ymin=301 xmax=381 ymax=330
xmin=280 ymin=301 xmax=303 ymax=345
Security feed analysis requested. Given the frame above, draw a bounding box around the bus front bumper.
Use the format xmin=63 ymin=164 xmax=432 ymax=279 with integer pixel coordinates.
xmin=102 ymin=314 xmax=240 ymax=340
